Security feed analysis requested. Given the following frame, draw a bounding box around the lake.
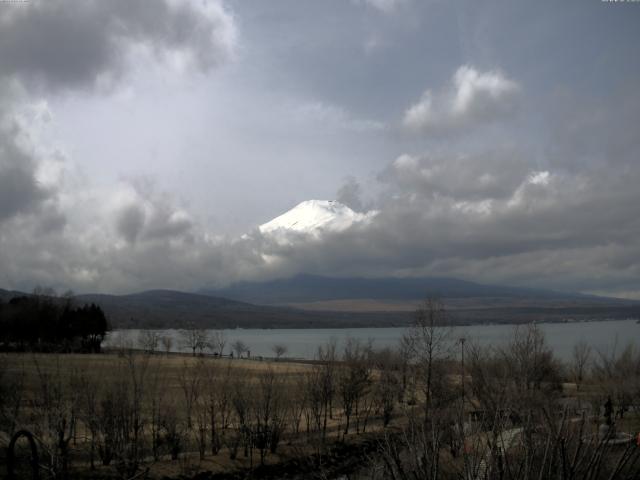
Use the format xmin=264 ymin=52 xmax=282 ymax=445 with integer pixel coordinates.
xmin=104 ymin=319 xmax=639 ymax=362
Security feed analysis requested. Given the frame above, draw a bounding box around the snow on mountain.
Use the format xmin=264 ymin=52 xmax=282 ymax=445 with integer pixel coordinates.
xmin=259 ymin=200 xmax=376 ymax=239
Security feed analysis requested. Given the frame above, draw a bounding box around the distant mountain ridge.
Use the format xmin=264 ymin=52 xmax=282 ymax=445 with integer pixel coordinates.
xmin=2 ymin=279 xmax=639 ymax=330
xmin=74 ymin=290 xmax=376 ymax=329
xmin=203 ymin=274 xmax=607 ymax=305
xmin=2 ymin=287 xmax=410 ymax=329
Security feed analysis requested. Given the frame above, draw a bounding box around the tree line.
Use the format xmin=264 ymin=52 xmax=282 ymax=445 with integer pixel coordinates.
xmin=0 ymin=288 xmax=109 ymax=353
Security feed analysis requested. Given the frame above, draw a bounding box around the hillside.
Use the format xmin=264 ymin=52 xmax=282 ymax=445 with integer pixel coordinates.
xmin=204 ymin=274 xmax=614 ymax=305
xmin=74 ymin=290 xmax=406 ymax=329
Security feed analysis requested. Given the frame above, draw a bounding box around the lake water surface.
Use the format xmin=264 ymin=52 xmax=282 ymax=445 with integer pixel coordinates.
xmin=105 ymin=319 xmax=639 ymax=361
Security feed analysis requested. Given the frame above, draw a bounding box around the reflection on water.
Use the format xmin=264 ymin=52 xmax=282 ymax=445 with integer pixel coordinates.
xmin=104 ymin=319 xmax=639 ymax=361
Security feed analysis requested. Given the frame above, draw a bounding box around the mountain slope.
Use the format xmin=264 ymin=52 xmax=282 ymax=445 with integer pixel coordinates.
xmin=206 ymin=274 xmax=604 ymax=305
xmin=74 ymin=289 xmax=403 ymax=329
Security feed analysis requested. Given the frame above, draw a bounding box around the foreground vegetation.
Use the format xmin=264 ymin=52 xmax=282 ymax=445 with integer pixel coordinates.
xmin=1 ymin=300 xmax=640 ymax=479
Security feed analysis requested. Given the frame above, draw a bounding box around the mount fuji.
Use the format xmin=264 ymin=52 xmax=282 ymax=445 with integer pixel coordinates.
xmin=258 ymin=200 xmax=376 ymax=239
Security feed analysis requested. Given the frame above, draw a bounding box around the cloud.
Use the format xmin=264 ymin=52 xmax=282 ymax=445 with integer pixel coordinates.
xmin=0 ymin=0 xmax=239 ymax=292
xmin=0 ymin=129 xmax=51 ymax=222
xmin=113 ymin=179 xmax=194 ymax=245
xmin=244 ymin=133 xmax=640 ymax=298
xmin=294 ymin=101 xmax=385 ymax=133
xmin=0 ymin=0 xmax=237 ymax=93
xmin=403 ymin=65 xmax=520 ymax=133
xmin=336 ymin=176 xmax=364 ymax=212
xmin=380 ymin=149 xmax=530 ymax=202
xmin=0 ymin=2 xmax=638 ymax=301
xmin=354 ymin=0 xmax=409 ymax=14
xmin=0 ymin=82 xmax=61 ymax=224
xmin=2 ymin=143 xmax=640 ymax=298
xmin=116 ymin=205 xmax=146 ymax=244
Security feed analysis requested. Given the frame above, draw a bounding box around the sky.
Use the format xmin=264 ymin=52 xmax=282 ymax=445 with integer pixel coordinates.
xmin=1 ymin=0 xmax=640 ymax=298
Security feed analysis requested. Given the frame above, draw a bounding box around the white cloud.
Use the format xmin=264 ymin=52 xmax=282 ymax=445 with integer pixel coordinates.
xmin=528 ymin=170 xmax=550 ymax=186
xmin=403 ymin=65 xmax=520 ymax=133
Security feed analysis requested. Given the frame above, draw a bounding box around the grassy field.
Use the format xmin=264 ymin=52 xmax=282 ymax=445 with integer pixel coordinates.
xmin=0 ymin=351 xmax=390 ymax=479
xmin=2 ymin=347 xmax=639 ymax=480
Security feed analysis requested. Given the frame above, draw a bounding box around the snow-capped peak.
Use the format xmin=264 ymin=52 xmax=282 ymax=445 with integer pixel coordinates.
xmin=259 ymin=200 xmax=375 ymax=237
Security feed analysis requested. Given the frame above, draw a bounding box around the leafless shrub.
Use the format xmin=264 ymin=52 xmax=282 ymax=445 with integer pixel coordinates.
xmin=30 ymin=356 xmax=80 ymax=479
xmin=592 ymin=342 xmax=640 ymax=421
xmin=338 ymin=338 xmax=372 ymax=435
xmin=137 ymin=330 xmax=161 ymax=354
xmin=404 ymin=298 xmax=454 ymax=419
xmin=211 ymin=330 xmax=227 ymax=356
xmin=231 ymin=339 xmax=249 ymax=358
xmin=272 ymin=343 xmax=288 ymax=360
xmin=254 ymin=367 xmax=288 ymax=463
xmin=371 ymin=348 xmax=402 ymax=427
xmin=180 ymin=328 xmax=210 ymax=356
xmin=571 ymin=340 xmax=592 ymax=396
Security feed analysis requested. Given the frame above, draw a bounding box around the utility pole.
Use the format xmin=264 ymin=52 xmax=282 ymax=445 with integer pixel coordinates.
xmin=460 ymin=337 xmax=466 ymax=408
xmin=459 ymin=336 xmax=467 ymax=464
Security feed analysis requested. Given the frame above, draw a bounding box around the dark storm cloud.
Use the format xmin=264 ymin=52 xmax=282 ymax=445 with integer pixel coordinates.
xmin=0 ymin=0 xmax=237 ymax=292
xmin=0 ymin=0 xmax=236 ymax=92
xmin=0 ymin=122 xmax=52 ymax=222
xmin=0 ymin=153 xmax=48 ymax=221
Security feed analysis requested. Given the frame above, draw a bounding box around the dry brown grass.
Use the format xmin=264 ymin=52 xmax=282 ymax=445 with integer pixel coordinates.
xmin=1 ymin=351 xmax=314 ymax=389
xmin=0 ymin=352 xmax=333 ymax=478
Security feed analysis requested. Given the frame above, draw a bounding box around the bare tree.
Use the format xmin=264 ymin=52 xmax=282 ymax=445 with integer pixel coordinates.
xmin=77 ymin=369 xmax=102 ymax=470
xmin=253 ymin=367 xmax=288 ymax=464
xmin=231 ymin=375 xmax=253 ymax=462
xmin=146 ymin=357 xmax=168 ymax=461
xmin=112 ymin=330 xmax=135 ymax=356
xmin=178 ymin=359 xmax=204 ymax=429
xmin=159 ymin=401 xmax=185 ymax=460
xmin=405 ymin=297 xmax=453 ymax=419
xmin=592 ymin=342 xmax=640 ymax=421
xmin=272 ymin=343 xmax=288 ymax=360
xmin=315 ymin=339 xmax=337 ymax=441
xmin=202 ymin=360 xmax=222 ymax=455
xmin=289 ymin=373 xmax=308 ymax=435
xmin=338 ymin=338 xmax=372 ymax=435
xmin=138 ymin=330 xmax=161 ymax=354
xmin=30 ymin=356 xmax=81 ymax=480
xmin=571 ymin=340 xmax=591 ymax=392
xmin=117 ymin=352 xmax=150 ymax=477
xmin=231 ymin=339 xmax=249 ymax=358
xmin=211 ymin=330 xmax=227 ymax=356
xmin=371 ymin=347 xmax=401 ymax=427
xmin=180 ymin=328 xmax=210 ymax=356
